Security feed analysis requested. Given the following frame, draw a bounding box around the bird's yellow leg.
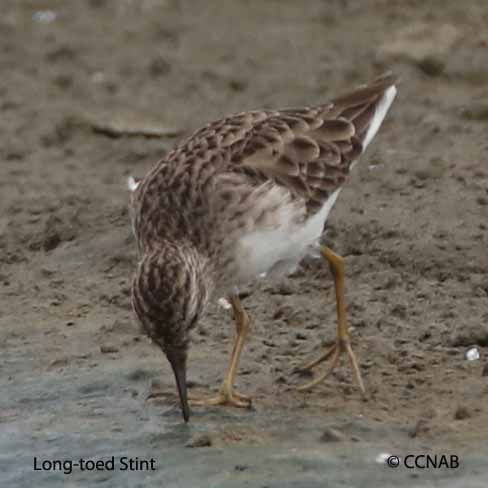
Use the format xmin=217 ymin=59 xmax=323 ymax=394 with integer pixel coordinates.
xmin=297 ymin=246 xmax=366 ymax=396
xmin=191 ymin=294 xmax=252 ymax=408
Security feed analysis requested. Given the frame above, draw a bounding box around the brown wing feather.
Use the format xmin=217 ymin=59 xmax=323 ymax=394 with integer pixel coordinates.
xmin=165 ymin=73 xmax=396 ymax=209
xmin=232 ymin=73 xmax=397 ymax=209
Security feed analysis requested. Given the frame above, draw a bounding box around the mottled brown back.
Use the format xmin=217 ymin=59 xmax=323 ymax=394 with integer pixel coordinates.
xmin=131 ymin=73 xmax=397 ymax=258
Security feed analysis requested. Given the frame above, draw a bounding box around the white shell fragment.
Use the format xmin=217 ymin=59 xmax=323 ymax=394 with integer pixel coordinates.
xmin=465 ymin=346 xmax=480 ymax=361
xmin=128 ymin=176 xmax=140 ymax=192
xmin=218 ymin=297 xmax=232 ymax=310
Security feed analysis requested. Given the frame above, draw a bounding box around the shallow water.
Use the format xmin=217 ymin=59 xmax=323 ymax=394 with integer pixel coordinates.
xmin=2 ymin=362 xmax=486 ymax=488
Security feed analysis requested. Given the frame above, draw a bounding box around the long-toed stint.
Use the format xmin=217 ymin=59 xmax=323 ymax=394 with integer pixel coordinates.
xmin=129 ymin=74 xmax=397 ymax=421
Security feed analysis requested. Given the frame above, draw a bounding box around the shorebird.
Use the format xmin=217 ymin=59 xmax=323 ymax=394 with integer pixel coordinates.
xmin=130 ymin=74 xmax=397 ymax=421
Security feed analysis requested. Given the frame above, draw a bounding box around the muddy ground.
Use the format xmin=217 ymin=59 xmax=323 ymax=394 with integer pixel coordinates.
xmin=1 ymin=1 xmax=488 ymax=487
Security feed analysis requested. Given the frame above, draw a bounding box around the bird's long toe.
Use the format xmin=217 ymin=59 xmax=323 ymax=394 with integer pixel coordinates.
xmin=190 ymin=384 xmax=252 ymax=408
xmin=297 ymin=339 xmax=366 ymax=396
xmin=298 ymin=343 xmax=337 ymax=372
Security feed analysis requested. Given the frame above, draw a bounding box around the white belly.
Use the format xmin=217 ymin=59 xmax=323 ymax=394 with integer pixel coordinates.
xmin=237 ymin=188 xmax=341 ymax=281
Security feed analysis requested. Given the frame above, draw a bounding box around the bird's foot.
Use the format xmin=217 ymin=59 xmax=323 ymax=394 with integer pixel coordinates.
xmin=296 ymin=337 xmax=366 ymax=396
xmin=191 ymin=383 xmax=252 ymax=408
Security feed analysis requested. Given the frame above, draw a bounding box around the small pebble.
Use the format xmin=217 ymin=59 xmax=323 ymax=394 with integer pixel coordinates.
xmin=409 ymin=418 xmax=430 ymax=438
xmin=275 ymin=282 xmax=293 ymax=296
xmin=49 ymin=358 xmax=69 ymax=369
xmin=186 ymin=433 xmax=213 ymax=448
xmin=319 ymin=427 xmax=347 ymax=443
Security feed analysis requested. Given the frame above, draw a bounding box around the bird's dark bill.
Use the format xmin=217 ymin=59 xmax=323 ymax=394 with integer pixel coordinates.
xmin=166 ymin=350 xmax=190 ymax=422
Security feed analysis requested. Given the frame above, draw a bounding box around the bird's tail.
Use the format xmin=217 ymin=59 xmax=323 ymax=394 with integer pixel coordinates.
xmin=329 ymin=72 xmax=398 ymax=152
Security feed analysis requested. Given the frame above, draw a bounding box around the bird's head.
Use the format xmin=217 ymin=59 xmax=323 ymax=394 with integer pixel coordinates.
xmin=131 ymin=243 xmax=212 ymax=422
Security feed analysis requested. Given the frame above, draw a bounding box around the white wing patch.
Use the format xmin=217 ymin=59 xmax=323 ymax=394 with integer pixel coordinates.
xmin=362 ymin=85 xmax=397 ymax=150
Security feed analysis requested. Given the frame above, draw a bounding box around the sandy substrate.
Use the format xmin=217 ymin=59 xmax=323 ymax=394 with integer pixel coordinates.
xmin=1 ymin=1 xmax=488 ymax=486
